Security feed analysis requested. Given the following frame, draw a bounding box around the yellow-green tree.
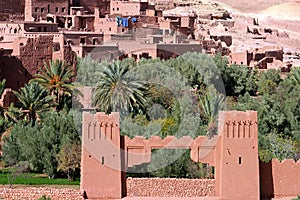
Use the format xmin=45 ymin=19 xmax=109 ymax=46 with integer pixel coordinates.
xmin=57 ymin=141 xmax=81 ymax=181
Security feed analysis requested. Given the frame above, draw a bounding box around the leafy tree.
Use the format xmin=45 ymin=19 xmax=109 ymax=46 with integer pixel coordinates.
xmin=0 ymin=79 xmax=6 ymax=114
xmin=292 ymin=196 xmax=300 ymax=200
xmin=94 ymin=60 xmax=147 ymax=115
xmin=260 ymin=133 xmax=298 ymax=161
xmin=166 ymin=52 xmax=222 ymax=89
xmin=31 ymin=60 xmax=75 ymax=109
xmin=213 ymin=53 xmax=229 ymax=72
xmin=57 ymin=141 xmax=81 ymax=181
xmin=76 ymin=56 xmax=108 ymax=86
xmin=147 ymin=149 xmax=212 ymax=178
xmin=2 ymin=110 xmax=80 ymax=178
xmin=219 ymin=64 xmax=258 ymax=96
xmin=289 ymin=67 xmax=300 ymax=85
xmin=0 ymin=80 xmax=21 ymax=134
xmin=146 ymin=84 xmax=174 ymax=111
xmin=13 ymin=82 xmax=55 ymax=124
xmin=257 ymin=69 xmax=282 ymax=95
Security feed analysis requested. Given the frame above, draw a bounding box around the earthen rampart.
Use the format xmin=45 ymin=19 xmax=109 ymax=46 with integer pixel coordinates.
xmin=260 ymin=159 xmax=300 ymax=198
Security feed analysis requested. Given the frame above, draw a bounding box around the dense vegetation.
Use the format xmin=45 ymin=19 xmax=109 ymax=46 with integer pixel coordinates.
xmin=0 ymin=52 xmax=299 ymax=180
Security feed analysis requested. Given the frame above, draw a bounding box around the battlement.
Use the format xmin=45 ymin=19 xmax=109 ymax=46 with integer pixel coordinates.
xmin=81 ymin=111 xmax=261 ymax=200
xmin=83 ymin=112 xmax=119 ymax=142
xmin=219 ymin=110 xmax=258 ymax=139
xmin=260 ymin=159 xmax=300 ymax=198
xmin=125 ymin=135 xmax=218 ymax=167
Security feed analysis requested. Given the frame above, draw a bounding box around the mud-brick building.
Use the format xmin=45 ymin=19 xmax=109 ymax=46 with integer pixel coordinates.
xmin=0 ymin=0 xmax=25 ymax=21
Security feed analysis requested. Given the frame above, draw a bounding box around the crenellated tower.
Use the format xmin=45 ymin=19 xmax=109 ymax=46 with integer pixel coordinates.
xmin=80 ymin=112 xmax=126 ymax=199
xmin=216 ymin=110 xmax=259 ymax=200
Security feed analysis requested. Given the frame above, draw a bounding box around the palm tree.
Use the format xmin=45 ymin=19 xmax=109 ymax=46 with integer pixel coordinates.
xmin=31 ymin=60 xmax=75 ymax=109
xmin=93 ymin=61 xmax=147 ymax=116
xmin=198 ymin=87 xmax=225 ymax=138
xmin=290 ymin=67 xmax=300 ymax=85
xmin=0 ymin=79 xmax=22 ymax=130
xmin=13 ymin=82 xmax=55 ymax=124
xmin=0 ymin=79 xmax=6 ymax=115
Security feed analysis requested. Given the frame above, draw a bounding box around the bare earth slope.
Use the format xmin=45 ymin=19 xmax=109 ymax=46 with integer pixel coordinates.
xmin=261 ymin=2 xmax=300 ymax=20
xmin=213 ymin=0 xmax=290 ymax=13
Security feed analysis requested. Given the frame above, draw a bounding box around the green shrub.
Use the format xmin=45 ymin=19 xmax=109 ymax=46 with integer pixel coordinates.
xmin=292 ymin=196 xmax=300 ymax=200
xmin=2 ymin=110 xmax=81 ymax=178
xmin=38 ymin=195 xmax=51 ymax=200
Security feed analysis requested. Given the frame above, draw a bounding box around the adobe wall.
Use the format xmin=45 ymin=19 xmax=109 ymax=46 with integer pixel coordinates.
xmin=0 ymin=0 xmax=25 ymax=21
xmin=124 ymin=135 xmax=217 ymax=168
xmin=229 ymin=51 xmax=249 ymax=65
xmin=0 ymin=89 xmax=16 ymax=107
xmin=80 ymin=110 xmax=260 ymax=200
xmin=0 ymin=186 xmax=84 ymax=200
xmin=216 ymin=110 xmax=260 ymax=200
xmin=156 ymin=44 xmax=203 ymax=59
xmin=63 ymin=44 xmax=77 ymax=73
xmin=0 ymin=55 xmax=31 ymax=90
xmin=29 ymin=0 xmax=69 ymax=20
xmin=78 ymin=0 xmax=110 ymax=15
xmin=110 ymin=1 xmax=141 ymax=16
xmin=20 ymin=35 xmax=53 ymax=76
xmin=260 ymin=159 xmax=300 ymax=198
xmin=80 ymin=112 xmax=126 ymax=199
xmin=127 ymin=178 xmax=215 ymax=197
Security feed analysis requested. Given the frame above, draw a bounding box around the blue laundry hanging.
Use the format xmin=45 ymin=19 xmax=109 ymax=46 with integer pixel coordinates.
xmin=131 ymin=17 xmax=137 ymax=23
xmin=122 ymin=18 xmax=128 ymax=27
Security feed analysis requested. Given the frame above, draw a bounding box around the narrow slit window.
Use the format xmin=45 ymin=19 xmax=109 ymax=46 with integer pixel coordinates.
xmin=239 ymin=157 xmax=242 ymax=165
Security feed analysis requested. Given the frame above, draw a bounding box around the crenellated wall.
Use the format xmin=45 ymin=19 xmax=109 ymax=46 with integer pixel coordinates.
xmin=124 ymin=135 xmax=218 ymax=167
xmin=260 ymin=159 xmax=300 ymax=198
xmin=80 ymin=110 xmax=262 ymax=200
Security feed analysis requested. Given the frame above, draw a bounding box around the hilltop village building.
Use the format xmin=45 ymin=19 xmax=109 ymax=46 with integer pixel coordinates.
xmin=0 ymin=0 xmax=299 ymax=105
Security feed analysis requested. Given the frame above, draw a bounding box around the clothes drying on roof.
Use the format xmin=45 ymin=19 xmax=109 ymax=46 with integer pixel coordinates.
xmin=131 ymin=17 xmax=137 ymax=23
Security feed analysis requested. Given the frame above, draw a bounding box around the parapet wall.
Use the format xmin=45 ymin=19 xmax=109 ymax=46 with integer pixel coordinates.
xmin=260 ymin=159 xmax=300 ymax=198
xmin=126 ymin=178 xmax=215 ymax=197
xmin=125 ymin=135 xmax=217 ymax=167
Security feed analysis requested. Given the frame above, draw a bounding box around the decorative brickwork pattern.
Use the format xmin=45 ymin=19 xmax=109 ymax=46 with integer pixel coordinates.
xmin=0 ymin=187 xmax=84 ymax=200
xmin=127 ymin=178 xmax=215 ymax=197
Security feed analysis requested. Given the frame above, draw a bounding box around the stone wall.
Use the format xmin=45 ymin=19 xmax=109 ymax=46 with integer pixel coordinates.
xmin=0 ymin=187 xmax=85 ymax=200
xmin=126 ymin=178 xmax=215 ymax=197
